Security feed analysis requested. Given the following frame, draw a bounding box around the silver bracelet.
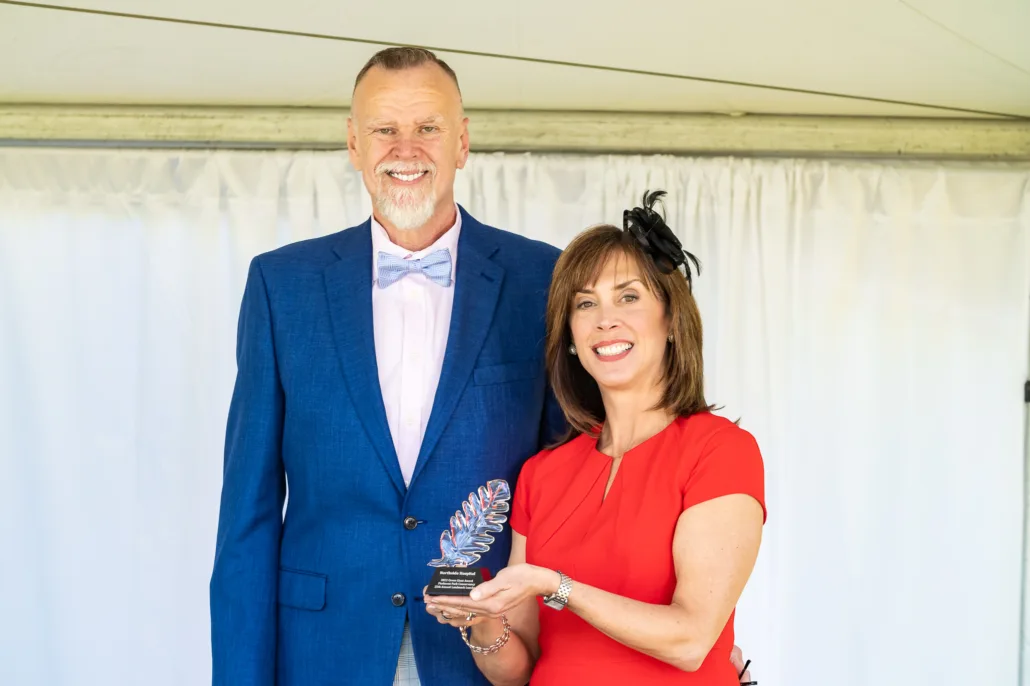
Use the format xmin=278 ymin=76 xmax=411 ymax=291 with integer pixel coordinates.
xmin=458 ymin=614 xmax=510 ymax=655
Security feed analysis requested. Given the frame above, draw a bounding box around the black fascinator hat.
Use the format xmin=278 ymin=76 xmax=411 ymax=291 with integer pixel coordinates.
xmin=622 ymin=190 xmax=700 ymax=288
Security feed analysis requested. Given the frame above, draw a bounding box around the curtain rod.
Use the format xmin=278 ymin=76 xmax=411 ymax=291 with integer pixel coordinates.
xmin=2 ymin=105 xmax=1029 ymax=160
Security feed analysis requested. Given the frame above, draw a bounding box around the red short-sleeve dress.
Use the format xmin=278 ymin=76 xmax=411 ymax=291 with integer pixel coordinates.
xmin=509 ymin=412 xmax=766 ymax=685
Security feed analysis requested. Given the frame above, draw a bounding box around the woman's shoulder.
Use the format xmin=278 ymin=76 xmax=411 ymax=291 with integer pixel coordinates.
xmin=675 ymin=411 xmax=757 ymax=445
xmin=523 ymin=432 xmax=594 ymax=469
xmin=666 ymin=412 xmax=762 ymax=469
xmin=516 ymin=433 xmax=593 ymax=484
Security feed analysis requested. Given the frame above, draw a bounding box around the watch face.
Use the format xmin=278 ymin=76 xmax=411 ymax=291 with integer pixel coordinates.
xmin=543 ymin=598 xmax=561 ymax=610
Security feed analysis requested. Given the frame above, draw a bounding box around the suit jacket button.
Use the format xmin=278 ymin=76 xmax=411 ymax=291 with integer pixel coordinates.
xmin=391 ymin=593 xmax=406 ymax=607
xmin=403 ymin=516 xmax=418 ymax=530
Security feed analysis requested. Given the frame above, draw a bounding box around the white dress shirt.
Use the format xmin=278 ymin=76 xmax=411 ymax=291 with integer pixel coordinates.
xmin=371 ymin=209 xmax=460 ymax=487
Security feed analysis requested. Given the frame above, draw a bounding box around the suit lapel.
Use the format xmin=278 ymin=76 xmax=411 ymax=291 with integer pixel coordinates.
xmin=324 ymin=222 xmax=406 ymax=496
xmin=408 ymin=210 xmax=504 ymax=488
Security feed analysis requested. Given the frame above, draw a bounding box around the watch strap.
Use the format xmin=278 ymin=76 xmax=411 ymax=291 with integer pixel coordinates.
xmin=543 ymin=570 xmax=573 ymax=610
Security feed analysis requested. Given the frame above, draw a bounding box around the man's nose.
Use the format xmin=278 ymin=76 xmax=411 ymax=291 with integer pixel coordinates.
xmin=391 ymin=134 xmax=419 ymax=158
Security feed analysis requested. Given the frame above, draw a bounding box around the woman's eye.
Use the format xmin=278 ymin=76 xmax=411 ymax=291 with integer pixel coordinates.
xmin=421 ymin=126 xmax=438 ymax=133
xmin=621 ymin=293 xmax=638 ymax=303
xmin=575 ymin=301 xmax=594 ymax=309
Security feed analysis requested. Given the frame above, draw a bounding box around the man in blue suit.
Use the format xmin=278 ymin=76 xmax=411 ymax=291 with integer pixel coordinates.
xmin=210 ymin=46 xmax=562 ymax=686
xmin=211 ymin=47 xmax=754 ymax=686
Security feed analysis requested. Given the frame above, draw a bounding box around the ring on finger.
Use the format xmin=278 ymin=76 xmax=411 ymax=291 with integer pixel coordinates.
xmin=465 ymin=611 xmax=476 ymax=621
xmin=441 ymin=611 xmax=452 ymax=620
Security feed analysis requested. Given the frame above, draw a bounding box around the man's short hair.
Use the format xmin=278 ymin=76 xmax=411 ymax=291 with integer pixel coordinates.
xmin=353 ymin=47 xmax=461 ymax=95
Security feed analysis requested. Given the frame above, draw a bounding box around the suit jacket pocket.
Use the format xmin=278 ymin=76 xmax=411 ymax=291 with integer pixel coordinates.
xmin=278 ymin=567 xmax=327 ymax=611
xmin=472 ymin=360 xmax=542 ymax=386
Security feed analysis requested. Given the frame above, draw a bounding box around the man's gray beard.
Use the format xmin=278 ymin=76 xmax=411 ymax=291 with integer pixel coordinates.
xmin=374 ymin=182 xmax=438 ymax=232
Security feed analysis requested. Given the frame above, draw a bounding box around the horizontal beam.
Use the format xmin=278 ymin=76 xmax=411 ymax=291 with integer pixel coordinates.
xmin=2 ymin=105 xmax=1029 ymax=159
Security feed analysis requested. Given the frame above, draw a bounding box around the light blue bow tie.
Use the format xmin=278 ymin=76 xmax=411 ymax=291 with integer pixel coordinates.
xmin=377 ymin=249 xmax=452 ymax=289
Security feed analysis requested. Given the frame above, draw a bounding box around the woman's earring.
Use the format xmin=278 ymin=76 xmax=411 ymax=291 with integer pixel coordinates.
xmin=569 ymin=344 xmax=578 ymax=356
xmin=667 ymin=333 xmax=674 ymax=343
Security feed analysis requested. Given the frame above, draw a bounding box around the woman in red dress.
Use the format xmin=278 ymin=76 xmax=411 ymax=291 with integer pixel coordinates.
xmin=426 ymin=191 xmax=766 ymax=685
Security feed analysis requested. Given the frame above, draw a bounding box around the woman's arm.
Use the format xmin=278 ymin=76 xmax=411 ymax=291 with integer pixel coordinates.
xmin=425 ymin=533 xmax=541 ymax=686
xmin=434 ymin=493 xmax=763 ymax=672
xmin=563 ymin=493 xmax=762 ymax=669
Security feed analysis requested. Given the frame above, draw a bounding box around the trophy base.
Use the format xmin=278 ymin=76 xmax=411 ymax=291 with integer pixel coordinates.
xmin=426 ymin=567 xmax=491 ymax=596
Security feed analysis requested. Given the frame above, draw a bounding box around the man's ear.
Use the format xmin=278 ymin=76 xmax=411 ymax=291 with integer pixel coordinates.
xmin=347 ymin=117 xmax=361 ymax=171
xmin=456 ymin=116 xmax=470 ymax=170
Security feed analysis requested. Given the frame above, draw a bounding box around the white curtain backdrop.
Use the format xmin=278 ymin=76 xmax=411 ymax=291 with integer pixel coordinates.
xmin=1 ymin=148 xmax=1028 ymax=686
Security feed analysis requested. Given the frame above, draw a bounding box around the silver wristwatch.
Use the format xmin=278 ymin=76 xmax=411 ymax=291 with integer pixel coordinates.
xmin=542 ymin=570 xmax=573 ymax=611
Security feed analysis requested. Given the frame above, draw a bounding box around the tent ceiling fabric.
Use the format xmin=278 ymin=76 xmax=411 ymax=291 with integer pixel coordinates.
xmin=0 ymin=0 xmax=1028 ymax=117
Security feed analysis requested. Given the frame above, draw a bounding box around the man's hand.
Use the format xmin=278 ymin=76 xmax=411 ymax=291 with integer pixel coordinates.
xmin=731 ymin=644 xmax=755 ymax=684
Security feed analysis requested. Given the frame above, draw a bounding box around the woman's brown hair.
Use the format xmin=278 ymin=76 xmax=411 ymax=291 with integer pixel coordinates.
xmin=546 ymin=203 xmax=713 ymax=444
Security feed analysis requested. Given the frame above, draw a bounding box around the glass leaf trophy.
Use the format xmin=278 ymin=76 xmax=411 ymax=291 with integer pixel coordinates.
xmin=427 ymin=479 xmax=511 ymax=596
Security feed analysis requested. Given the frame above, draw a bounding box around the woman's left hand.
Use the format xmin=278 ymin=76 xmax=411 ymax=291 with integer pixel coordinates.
xmin=428 ymin=563 xmax=559 ymax=619
xmin=423 ymin=585 xmax=495 ymax=629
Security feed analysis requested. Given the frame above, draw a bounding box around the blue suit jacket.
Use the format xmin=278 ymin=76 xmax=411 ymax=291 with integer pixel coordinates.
xmin=211 ymin=207 xmax=564 ymax=686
